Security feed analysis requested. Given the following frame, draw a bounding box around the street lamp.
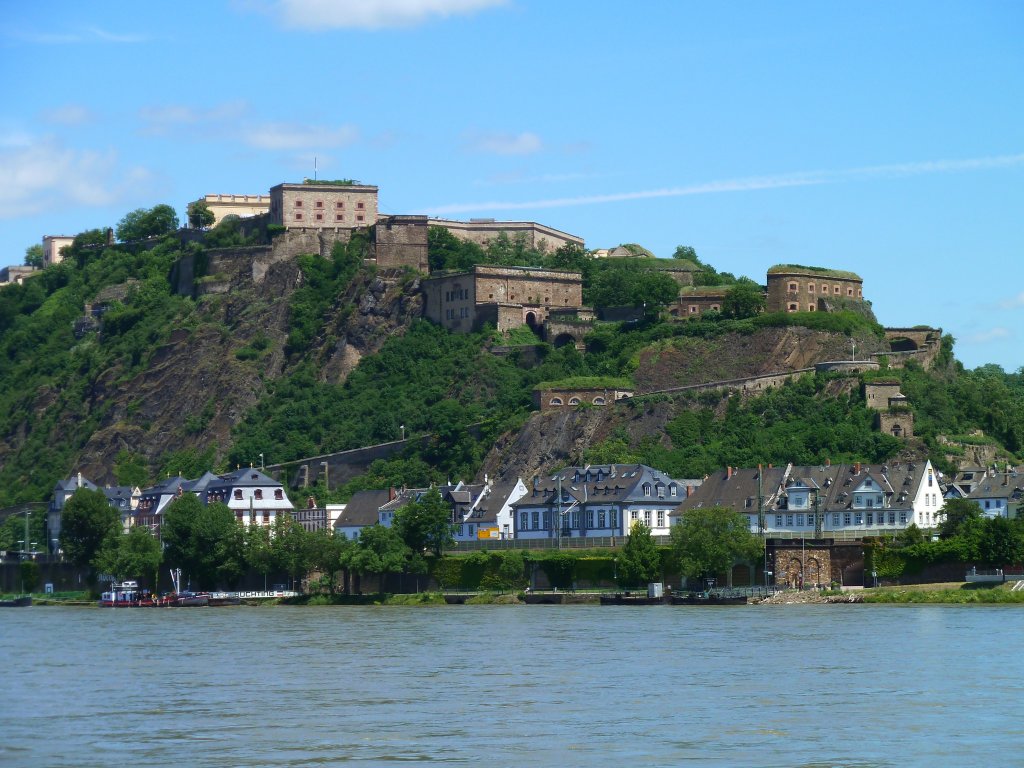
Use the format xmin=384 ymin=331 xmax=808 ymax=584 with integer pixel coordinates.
xmin=259 ymin=453 xmax=265 ymax=470
xmin=400 ymin=425 xmax=405 ymax=441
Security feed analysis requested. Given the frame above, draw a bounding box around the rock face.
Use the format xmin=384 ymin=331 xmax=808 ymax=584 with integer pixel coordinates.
xmin=70 ymin=250 xmax=421 ymax=484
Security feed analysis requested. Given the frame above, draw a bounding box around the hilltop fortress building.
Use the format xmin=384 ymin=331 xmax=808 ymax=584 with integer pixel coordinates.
xmin=765 ymin=265 xmax=864 ymax=313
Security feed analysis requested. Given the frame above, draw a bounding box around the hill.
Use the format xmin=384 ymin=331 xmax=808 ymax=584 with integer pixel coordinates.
xmin=0 ymin=221 xmax=1022 ymax=513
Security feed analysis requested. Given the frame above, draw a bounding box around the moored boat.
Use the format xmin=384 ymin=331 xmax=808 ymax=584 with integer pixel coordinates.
xmin=670 ymin=591 xmax=748 ymax=606
xmin=99 ymin=581 xmax=157 ymax=607
xmin=0 ymin=595 xmax=32 ymax=607
xmin=599 ymin=593 xmax=667 ymax=606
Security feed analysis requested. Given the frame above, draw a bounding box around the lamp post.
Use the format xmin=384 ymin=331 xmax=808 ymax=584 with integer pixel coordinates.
xmin=400 ymin=425 xmax=405 ymax=441
xmin=259 ymin=453 xmax=265 ymax=471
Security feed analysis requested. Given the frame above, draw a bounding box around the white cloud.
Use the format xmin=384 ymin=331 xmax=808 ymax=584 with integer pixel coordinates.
xmin=464 ymin=131 xmax=543 ymax=156
xmin=274 ymin=0 xmax=508 ymax=30
xmin=138 ymin=102 xmax=249 ymax=135
xmin=425 ymin=152 xmax=1024 ymax=215
xmin=41 ymin=105 xmax=95 ymax=126
xmin=998 ymin=292 xmax=1024 ymax=310
xmin=11 ymin=26 xmax=146 ymax=44
xmin=0 ymin=135 xmax=153 ymax=220
xmin=966 ymin=327 xmax=1011 ymax=344
xmin=242 ymin=123 xmax=359 ymax=150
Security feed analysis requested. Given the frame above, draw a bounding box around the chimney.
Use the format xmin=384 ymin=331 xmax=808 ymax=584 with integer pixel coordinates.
xmin=855 ymin=462 xmax=862 ymax=474
xmin=826 ymin=458 xmax=831 ymax=467
xmin=727 ymin=466 xmax=733 ymax=480
xmin=768 ymin=463 xmax=773 ymax=469
xmin=389 ymin=486 xmax=396 ymax=501
xmin=77 ymin=471 xmax=82 ymax=488
xmin=686 ymin=484 xmax=694 ymax=497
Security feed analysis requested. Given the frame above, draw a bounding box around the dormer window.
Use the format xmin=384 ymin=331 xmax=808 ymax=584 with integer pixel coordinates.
xmin=643 ymin=484 xmax=651 ymax=497
xmin=234 ymin=489 xmax=243 ymax=500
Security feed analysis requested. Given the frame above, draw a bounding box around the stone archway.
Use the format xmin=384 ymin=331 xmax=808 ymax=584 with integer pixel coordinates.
xmin=787 ymin=557 xmax=802 ymax=588
xmin=806 ymin=557 xmax=821 ymax=588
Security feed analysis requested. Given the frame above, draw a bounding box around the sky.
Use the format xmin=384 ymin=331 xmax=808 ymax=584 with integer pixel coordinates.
xmin=2 ymin=0 xmax=1021 ymax=370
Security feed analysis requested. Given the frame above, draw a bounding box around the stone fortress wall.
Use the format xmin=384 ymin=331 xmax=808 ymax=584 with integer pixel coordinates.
xmin=766 ymin=266 xmax=864 ymax=313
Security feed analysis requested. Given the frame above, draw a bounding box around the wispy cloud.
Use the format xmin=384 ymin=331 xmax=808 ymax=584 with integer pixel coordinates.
xmin=966 ymin=327 xmax=1012 ymax=344
xmin=243 ymin=123 xmax=359 ymax=150
xmin=41 ymin=105 xmax=96 ymax=126
xmin=11 ymin=26 xmax=146 ymax=44
xmin=424 ymin=152 xmax=1024 ymax=215
xmin=464 ymin=131 xmax=543 ymax=156
xmin=271 ymin=0 xmax=508 ymax=30
xmin=0 ymin=134 xmax=153 ymax=219
xmin=999 ymin=292 xmax=1024 ymax=310
xmin=138 ymin=102 xmax=249 ymax=136
xmin=475 ymin=170 xmax=606 ymax=186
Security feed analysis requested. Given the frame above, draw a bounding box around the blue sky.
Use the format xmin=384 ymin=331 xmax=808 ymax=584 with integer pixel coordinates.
xmin=2 ymin=0 xmax=1021 ymax=370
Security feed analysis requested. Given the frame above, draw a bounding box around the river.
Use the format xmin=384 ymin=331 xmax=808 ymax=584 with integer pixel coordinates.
xmin=3 ymin=604 xmax=1022 ymax=767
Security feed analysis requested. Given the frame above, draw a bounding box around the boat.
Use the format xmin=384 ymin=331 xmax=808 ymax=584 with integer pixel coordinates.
xmin=99 ymin=581 xmax=157 ymax=607
xmin=670 ymin=591 xmax=748 ymax=606
xmin=171 ymin=591 xmax=210 ymax=607
xmin=599 ymin=592 xmax=667 ymax=606
xmin=0 ymin=595 xmax=32 ymax=607
xmin=207 ymin=592 xmax=240 ymax=607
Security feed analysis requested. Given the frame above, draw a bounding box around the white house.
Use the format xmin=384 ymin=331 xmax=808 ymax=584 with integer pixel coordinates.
xmin=203 ymin=468 xmax=294 ymax=526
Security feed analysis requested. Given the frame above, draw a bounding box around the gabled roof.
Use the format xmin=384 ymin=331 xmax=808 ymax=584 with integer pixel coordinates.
xmin=207 ymin=468 xmax=282 ymax=489
xmin=140 ymin=476 xmax=188 ymax=497
xmin=54 ymin=475 xmax=98 ymax=493
xmin=672 ymin=466 xmax=788 ymax=518
xmin=473 ymin=481 xmax=525 ymax=524
xmin=517 ymin=464 xmax=695 ymax=509
xmin=334 ymin=489 xmax=393 ymax=528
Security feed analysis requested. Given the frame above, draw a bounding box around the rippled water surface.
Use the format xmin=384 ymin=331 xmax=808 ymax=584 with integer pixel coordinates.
xmin=3 ymin=604 xmax=1023 ymax=767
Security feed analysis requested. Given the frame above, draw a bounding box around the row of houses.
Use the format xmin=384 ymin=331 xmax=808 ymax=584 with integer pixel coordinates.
xmin=44 ymin=459 xmax=1023 ymax=553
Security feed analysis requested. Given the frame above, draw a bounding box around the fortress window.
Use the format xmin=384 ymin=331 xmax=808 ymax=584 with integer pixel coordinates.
xmin=834 ymin=286 xmax=840 ymax=294
xmin=336 ymin=202 xmax=344 ymax=209
xmin=808 ymin=305 xmax=815 ymax=312
xmin=788 ymin=303 xmax=798 ymax=312
xmin=550 ymin=397 xmax=563 ymax=406
xmin=336 ymin=214 xmax=344 ymax=221
xmin=711 ymin=305 xmax=719 ymax=311
xmin=315 ymin=213 xmax=323 ymax=221
xmin=295 ymin=213 xmax=303 ymax=221
xmin=295 ymin=200 xmax=303 ymax=207
xmin=788 ymin=282 xmax=798 ymax=292
xmin=315 ymin=201 xmax=323 ymax=208
xmin=593 ymin=397 xmax=606 ymax=405
xmin=356 ymin=215 xmax=365 ymax=222
xmin=858 ymin=288 xmax=863 ymax=297
xmin=808 ymin=284 xmax=815 ymax=293
xmin=356 ymin=202 xmax=365 ymax=210
xmin=689 ymin=305 xmax=698 ymax=314
xmin=848 ymin=288 xmax=854 ymax=296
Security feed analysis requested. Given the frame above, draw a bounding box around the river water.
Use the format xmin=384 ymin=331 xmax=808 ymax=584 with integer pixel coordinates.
xmin=3 ymin=604 xmax=1022 ymax=767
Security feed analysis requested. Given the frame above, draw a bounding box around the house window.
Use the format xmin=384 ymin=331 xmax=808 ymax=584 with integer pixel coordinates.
xmin=593 ymin=397 xmax=606 ymax=405
xmin=832 ymin=514 xmax=840 ymax=526
xmin=843 ymin=513 xmax=851 ymax=525
xmin=899 ymin=512 xmax=908 ymax=524
xmin=599 ymin=510 xmax=606 ymax=528
xmin=609 ymin=510 xmax=618 ymax=528
xmin=643 ymin=484 xmax=651 ymax=497
xmin=295 ymin=213 xmax=303 ymax=221
xmin=570 ymin=511 xmax=579 ymax=529
xmin=234 ymin=489 xmax=243 ymax=500
xmin=670 ymin=485 xmax=677 ymax=497
xmin=644 ymin=510 xmax=652 ymax=526
xmin=775 ymin=515 xmax=783 ymax=527
xmin=531 ymin=511 xmax=539 ymax=529
xmin=520 ymin=512 xmax=528 ymax=530
xmin=786 ymin=515 xmax=793 ymax=527
xmin=796 ymin=514 xmax=804 ymax=526
xmin=808 ymin=513 xmax=815 ymax=527
xmin=275 ymin=489 xmax=283 ymax=500
xmin=255 ymin=489 xmax=263 ymax=500
xmin=543 ymin=512 xmax=550 ymax=529
xmin=867 ymin=513 xmax=874 ymax=525
xmin=854 ymin=513 xmax=862 ymax=525
xmin=263 ymin=511 xmax=270 ymax=524
xmin=657 ymin=510 xmax=665 ymax=527
xmin=568 ymin=397 xmax=580 ymax=405
xmin=631 ymin=510 xmax=639 ymax=521
xmin=888 ymin=512 xmax=896 ymax=525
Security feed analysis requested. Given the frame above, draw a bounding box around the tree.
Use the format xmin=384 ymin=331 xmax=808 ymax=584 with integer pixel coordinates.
xmin=616 ymin=521 xmax=662 ymax=588
xmin=306 ymin=530 xmax=350 ymax=594
xmin=244 ymin=522 xmax=276 ymax=590
xmin=96 ymin=526 xmax=163 ymax=585
xmin=24 ymin=244 xmax=44 ymax=268
xmin=978 ymin=517 xmax=1024 ymax=572
xmin=937 ymin=498 xmax=982 ymax=539
xmin=59 ymin=488 xmax=121 ymax=584
xmin=115 ymin=204 xmax=179 ymax=242
xmin=392 ymin=488 xmax=455 ymax=557
xmin=271 ymin=515 xmax=312 ymax=591
xmin=345 ymin=524 xmax=409 ymax=589
xmin=672 ymin=245 xmax=698 ymax=262
xmin=585 ymin=263 xmax=679 ymax=310
xmin=721 ymin=281 xmax=766 ymax=320
xmin=162 ymin=495 xmax=241 ymax=588
xmin=670 ymin=506 xmax=761 ymax=587
xmin=187 ymin=199 xmax=216 ymax=229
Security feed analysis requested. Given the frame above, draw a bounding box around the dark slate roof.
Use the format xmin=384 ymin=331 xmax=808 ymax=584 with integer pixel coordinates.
xmin=516 ymin=464 xmax=694 ymax=509
xmin=54 ymin=475 xmax=98 ymax=493
xmin=473 ymin=481 xmax=522 ymax=524
xmin=671 ymin=466 xmax=789 ymax=518
xmin=102 ymin=486 xmax=135 ymax=510
xmin=334 ymin=489 xmax=393 ymax=528
xmin=207 ymin=468 xmax=282 ymax=490
xmin=140 ymin=476 xmax=188 ymax=498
